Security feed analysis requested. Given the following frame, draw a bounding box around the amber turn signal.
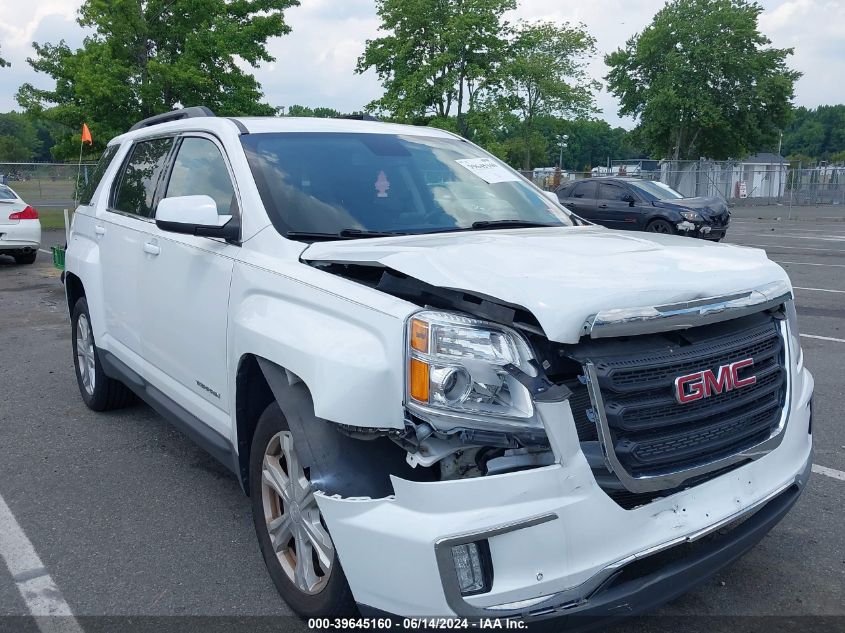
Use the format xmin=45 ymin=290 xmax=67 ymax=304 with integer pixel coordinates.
xmin=409 ymin=358 xmax=430 ymax=402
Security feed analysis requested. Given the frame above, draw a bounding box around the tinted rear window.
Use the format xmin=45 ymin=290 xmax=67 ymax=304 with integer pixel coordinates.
xmin=112 ymin=138 xmax=174 ymax=217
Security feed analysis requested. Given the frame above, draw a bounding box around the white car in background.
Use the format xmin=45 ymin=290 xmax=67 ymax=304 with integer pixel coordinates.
xmin=0 ymin=183 xmax=41 ymax=265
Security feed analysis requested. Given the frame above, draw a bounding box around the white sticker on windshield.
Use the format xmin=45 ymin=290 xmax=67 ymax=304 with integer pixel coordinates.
xmin=455 ymin=158 xmax=521 ymax=184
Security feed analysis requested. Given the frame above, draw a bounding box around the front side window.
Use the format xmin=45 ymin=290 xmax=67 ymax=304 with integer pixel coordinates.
xmin=112 ymin=137 xmax=174 ymax=217
xmin=599 ymin=183 xmax=630 ymax=201
xmin=164 ymin=137 xmax=237 ymax=216
xmin=241 ymin=132 xmax=572 ymax=237
xmin=628 ymin=180 xmax=684 ymax=201
xmin=80 ymin=145 xmax=120 ymax=205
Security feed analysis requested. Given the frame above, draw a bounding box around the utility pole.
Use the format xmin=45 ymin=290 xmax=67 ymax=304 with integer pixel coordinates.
xmin=558 ymin=134 xmax=569 ymax=169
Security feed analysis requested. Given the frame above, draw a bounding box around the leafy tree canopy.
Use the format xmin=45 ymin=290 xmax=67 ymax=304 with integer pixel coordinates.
xmin=357 ymin=0 xmax=516 ymax=135
xmin=605 ymin=0 xmax=800 ymax=161
xmin=0 ymin=43 xmax=8 ymax=68
xmin=0 ymin=113 xmax=42 ymax=162
xmin=781 ymin=105 xmax=845 ymax=162
xmin=492 ymin=21 xmax=598 ymax=169
xmin=17 ymin=0 xmax=299 ymax=159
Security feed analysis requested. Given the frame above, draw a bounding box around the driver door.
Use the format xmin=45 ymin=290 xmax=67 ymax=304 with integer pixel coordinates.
xmin=139 ymin=134 xmax=239 ymax=436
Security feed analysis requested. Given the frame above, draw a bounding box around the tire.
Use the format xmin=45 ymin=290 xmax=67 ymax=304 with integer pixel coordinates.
xmin=14 ymin=251 xmax=36 ymax=265
xmin=646 ymin=219 xmax=676 ymax=235
xmin=250 ymin=402 xmax=356 ymax=618
xmin=71 ymin=297 xmax=134 ymax=411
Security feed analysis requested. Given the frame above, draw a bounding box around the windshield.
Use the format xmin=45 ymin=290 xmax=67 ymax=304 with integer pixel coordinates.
xmin=628 ymin=180 xmax=685 ymax=201
xmin=0 ymin=184 xmax=19 ymax=201
xmin=241 ymin=132 xmax=573 ymax=238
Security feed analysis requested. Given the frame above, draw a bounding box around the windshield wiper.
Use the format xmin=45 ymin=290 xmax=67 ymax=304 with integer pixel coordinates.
xmin=286 ymin=228 xmax=410 ymax=242
xmin=470 ymin=220 xmax=561 ymax=230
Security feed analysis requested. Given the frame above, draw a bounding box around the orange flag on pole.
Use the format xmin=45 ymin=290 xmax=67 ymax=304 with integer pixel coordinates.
xmin=81 ymin=123 xmax=93 ymax=145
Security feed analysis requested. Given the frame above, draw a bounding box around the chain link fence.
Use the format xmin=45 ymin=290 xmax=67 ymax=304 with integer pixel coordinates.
xmin=527 ymin=159 xmax=845 ymax=214
xmin=0 ymin=162 xmax=98 ymax=209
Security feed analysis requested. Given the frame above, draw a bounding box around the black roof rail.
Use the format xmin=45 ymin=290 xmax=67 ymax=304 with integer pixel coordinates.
xmin=342 ymin=113 xmax=380 ymax=122
xmin=129 ymin=106 xmax=216 ymax=132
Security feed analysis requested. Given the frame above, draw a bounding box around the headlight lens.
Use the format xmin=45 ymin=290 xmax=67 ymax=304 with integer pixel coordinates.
xmin=785 ymin=298 xmax=802 ymax=364
xmin=406 ymin=311 xmax=537 ymax=424
xmin=680 ymin=210 xmax=702 ymax=221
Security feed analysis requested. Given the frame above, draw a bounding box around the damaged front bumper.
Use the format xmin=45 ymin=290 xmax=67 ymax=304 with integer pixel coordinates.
xmin=676 ymin=219 xmax=728 ymax=240
xmin=316 ymin=367 xmax=813 ymax=623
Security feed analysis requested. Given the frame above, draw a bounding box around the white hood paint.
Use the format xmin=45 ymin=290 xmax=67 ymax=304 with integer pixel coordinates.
xmin=303 ymin=226 xmax=791 ymax=344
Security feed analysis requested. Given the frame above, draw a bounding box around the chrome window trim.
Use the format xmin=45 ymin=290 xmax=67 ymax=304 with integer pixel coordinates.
xmin=583 ymin=319 xmax=792 ymax=494
xmin=582 ymin=280 xmax=793 ymax=339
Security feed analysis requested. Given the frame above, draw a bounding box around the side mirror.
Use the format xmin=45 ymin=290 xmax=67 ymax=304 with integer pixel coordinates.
xmin=155 ymin=195 xmax=240 ymax=241
xmin=544 ymin=190 xmax=560 ymax=204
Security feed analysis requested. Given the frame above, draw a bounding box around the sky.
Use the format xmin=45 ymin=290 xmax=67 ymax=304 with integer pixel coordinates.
xmin=0 ymin=0 xmax=842 ymax=129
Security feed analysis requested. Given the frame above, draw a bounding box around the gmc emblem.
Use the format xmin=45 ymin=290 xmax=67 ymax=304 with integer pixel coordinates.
xmin=674 ymin=358 xmax=757 ymax=404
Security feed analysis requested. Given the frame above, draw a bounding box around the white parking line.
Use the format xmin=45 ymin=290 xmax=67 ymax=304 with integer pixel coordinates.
xmin=0 ymin=493 xmax=83 ymax=632
xmin=801 ymin=334 xmax=845 ymax=343
xmin=794 ymin=286 xmax=845 ymax=294
xmin=813 ymin=464 xmax=845 ymax=482
xmin=775 ymin=260 xmax=845 ymax=268
xmin=736 ymin=243 xmax=844 ymax=253
xmin=744 ymin=234 xmax=845 ymax=243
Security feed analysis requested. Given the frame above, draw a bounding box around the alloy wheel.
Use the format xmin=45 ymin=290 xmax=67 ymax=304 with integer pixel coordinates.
xmin=76 ymin=313 xmax=96 ymax=396
xmin=261 ymin=431 xmax=334 ymax=595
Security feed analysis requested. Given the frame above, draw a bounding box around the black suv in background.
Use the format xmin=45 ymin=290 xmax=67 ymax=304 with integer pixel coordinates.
xmin=556 ymin=177 xmax=730 ymax=240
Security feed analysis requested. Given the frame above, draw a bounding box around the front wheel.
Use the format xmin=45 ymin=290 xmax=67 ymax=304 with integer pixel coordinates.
xmin=646 ymin=219 xmax=676 ymax=235
xmin=250 ymin=402 xmax=356 ymax=618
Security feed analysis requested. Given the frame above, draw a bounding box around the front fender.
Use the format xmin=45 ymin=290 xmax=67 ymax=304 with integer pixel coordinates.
xmin=228 ymin=259 xmax=413 ymax=430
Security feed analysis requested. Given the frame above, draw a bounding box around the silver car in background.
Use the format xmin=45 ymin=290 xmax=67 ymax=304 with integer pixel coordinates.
xmin=0 ymin=183 xmax=41 ymax=265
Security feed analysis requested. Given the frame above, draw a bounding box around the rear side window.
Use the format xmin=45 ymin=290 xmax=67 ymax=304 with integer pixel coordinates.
xmin=572 ymin=181 xmax=597 ymax=198
xmin=80 ymin=145 xmax=119 ymax=205
xmin=163 ymin=137 xmax=237 ymax=216
xmin=112 ymin=137 xmax=174 ymax=217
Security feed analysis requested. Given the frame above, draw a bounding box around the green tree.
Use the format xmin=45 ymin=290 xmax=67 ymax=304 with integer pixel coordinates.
xmin=605 ymin=0 xmax=800 ymax=161
xmin=283 ymin=105 xmax=343 ymax=118
xmin=493 ymin=21 xmax=598 ymax=169
xmin=357 ymin=0 xmax=515 ymax=136
xmin=17 ymin=0 xmax=298 ymax=159
xmin=0 ymin=113 xmax=41 ymax=161
xmin=781 ymin=105 xmax=845 ymax=161
xmin=0 ymin=43 xmax=8 ymax=68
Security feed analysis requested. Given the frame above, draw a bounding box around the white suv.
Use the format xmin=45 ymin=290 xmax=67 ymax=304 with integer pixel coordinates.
xmin=64 ymin=107 xmax=814 ymax=625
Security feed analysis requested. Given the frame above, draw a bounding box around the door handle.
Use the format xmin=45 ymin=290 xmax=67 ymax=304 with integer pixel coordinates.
xmin=143 ymin=241 xmax=161 ymax=256
xmin=95 ymin=225 xmax=106 ymax=237
xmin=598 ymin=204 xmax=608 ymax=209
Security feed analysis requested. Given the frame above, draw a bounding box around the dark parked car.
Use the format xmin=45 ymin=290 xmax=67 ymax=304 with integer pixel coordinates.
xmin=556 ymin=177 xmax=730 ymax=240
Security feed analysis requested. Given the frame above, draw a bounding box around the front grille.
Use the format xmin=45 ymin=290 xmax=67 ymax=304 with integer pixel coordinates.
xmin=565 ymin=312 xmax=787 ymax=480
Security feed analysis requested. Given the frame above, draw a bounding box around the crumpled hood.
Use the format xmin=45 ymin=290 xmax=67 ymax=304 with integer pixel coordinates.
xmin=302 ymin=226 xmax=789 ymax=343
xmin=654 ymin=196 xmax=728 ymax=216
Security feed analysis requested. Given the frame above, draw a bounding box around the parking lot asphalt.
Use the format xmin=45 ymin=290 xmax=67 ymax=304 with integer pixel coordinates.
xmin=0 ymin=219 xmax=843 ymax=631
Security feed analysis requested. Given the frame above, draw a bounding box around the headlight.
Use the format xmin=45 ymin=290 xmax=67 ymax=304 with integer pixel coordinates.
xmin=680 ymin=210 xmax=702 ymax=221
xmin=785 ymin=298 xmax=802 ymax=366
xmin=406 ymin=311 xmax=539 ymax=430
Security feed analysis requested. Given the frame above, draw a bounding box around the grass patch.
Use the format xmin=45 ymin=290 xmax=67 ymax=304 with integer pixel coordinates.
xmin=38 ymin=207 xmax=73 ymax=230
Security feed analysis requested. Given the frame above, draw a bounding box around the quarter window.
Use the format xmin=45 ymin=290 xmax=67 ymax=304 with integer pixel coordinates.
xmin=164 ymin=137 xmax=237 ymax=216
xmin=112 ymin=138 xmax=174 ymax=217
xmin=80 ymin=145 xmax=120 ymax=205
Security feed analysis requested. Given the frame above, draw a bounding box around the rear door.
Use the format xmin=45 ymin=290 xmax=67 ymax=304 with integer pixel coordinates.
xmin=139 ymin=134 xmax=239 ymax=430
xmin=99 ymin=136 xmax=175 ymax=367
xmin=596 ymin=182 xmax=640 ymax=229
xmin=566 ymin=180 xmax=599 ymax=220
